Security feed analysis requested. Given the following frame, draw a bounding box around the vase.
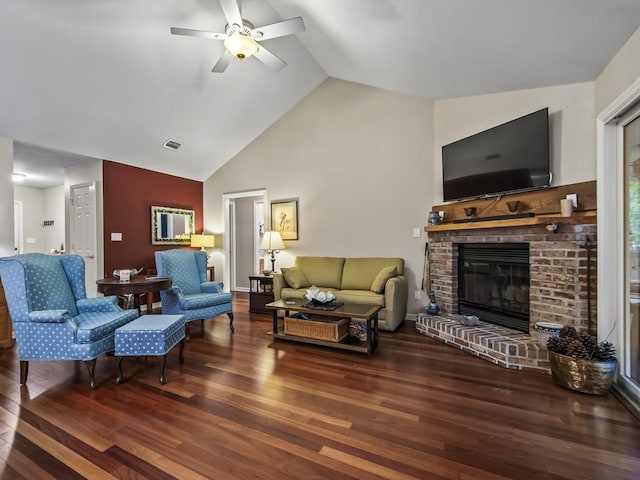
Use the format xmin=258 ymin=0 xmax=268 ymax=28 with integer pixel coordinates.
xmin=426 ymin=302 xmax=440 ymax=316
xmin=548 ymin=351 xmax=618 ymax=395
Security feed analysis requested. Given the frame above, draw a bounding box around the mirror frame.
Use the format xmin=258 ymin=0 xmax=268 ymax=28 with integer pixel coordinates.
xmin=151 ymin=206 xmax=195 ymax=245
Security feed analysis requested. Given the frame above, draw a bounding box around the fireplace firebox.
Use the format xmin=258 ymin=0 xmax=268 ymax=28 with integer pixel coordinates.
xmin=458 ymin=243 xmax=530 ymax=332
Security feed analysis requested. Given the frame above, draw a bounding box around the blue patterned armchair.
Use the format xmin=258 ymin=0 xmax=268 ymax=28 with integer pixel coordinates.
xmin=0 ymin=253 xmax=139 ymax=388
xmin=155 ymin=249 xmax=233 ymax=338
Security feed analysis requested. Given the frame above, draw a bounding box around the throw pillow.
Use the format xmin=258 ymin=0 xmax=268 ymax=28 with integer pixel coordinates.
xmin=281 ymin=267 xmax=310 ymax=289
xmin=370 ymin=266 xmax=397 ymax=293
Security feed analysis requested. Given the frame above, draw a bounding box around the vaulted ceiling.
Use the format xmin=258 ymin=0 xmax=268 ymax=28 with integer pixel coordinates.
xmin=2 ymin=0 xmax=640 ymax=188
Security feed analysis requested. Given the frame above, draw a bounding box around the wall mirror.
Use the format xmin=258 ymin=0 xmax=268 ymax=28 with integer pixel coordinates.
xmin=151 ymin=206 xmax=195 ymax=245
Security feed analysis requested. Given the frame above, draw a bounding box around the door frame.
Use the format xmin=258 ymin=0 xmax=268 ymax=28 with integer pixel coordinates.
xmin=13 ymin=200 xmax=23 ymax=254
xmin=222 ymin=189 xmax=267 ymax=293
xmin=597 ymin=75 xmax=640 ymax=414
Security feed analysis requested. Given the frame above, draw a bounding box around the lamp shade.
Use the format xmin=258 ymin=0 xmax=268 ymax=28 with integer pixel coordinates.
xmin=191 ymin=234 xmax=215 ymax=249
xmin=224 ymin=34 xmax=259 ymax=59
xmin=259 ymin=231 xmax=285 ymax=251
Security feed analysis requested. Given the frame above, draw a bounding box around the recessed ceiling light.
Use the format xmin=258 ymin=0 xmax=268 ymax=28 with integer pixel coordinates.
xmin=163 ymin=139 xmax=182 ymax=150
xmin=12 ymin=173 xmax=26 ymax=182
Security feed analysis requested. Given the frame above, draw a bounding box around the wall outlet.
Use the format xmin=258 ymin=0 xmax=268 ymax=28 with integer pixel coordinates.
xmin=413 ymin=227 xmax=421 ymax=238
xmin=414 ymin=290 xmax=421 ymax=300
xmin=566 ymin=193 xmax=578 ymax=208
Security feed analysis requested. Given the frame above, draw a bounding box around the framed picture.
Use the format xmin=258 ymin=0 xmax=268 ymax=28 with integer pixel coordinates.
xmin=271 ymin=199 xmax=298 ymax=240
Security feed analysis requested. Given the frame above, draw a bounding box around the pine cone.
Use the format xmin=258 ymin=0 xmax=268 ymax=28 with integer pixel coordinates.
xmin=565 ymin=339 xmax=589 ymax=359
xmin=559 ymin=325 xmax=578 ymax=340
xmin=594 ymin=342 xmax=617 ymax=361
xmin=546 ymin=336 xmax=563 ymax=353
xmin=578 ymin=334 xmax=596 ymax=359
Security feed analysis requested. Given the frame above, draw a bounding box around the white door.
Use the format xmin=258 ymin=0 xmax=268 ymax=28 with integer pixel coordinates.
xmin=70 ymin=183 xmax=97 ymax=296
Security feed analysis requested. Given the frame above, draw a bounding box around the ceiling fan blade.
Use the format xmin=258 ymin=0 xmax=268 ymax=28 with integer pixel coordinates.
xmin=253 ymin=45 xmax=286 ymax=71
xmin=219 ymin=0 xmax=243 ymax=28
xmin=170 ymin=27 xmax=227 ymax=40
xmin=253 ymin=17 xmax=305 ymax=41
xmin=212 ymin=51 xmax=234 ymax=73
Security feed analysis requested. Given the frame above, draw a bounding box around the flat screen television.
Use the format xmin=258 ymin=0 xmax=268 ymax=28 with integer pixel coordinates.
xmin=442 ymin=108 xmax=551 ymax=202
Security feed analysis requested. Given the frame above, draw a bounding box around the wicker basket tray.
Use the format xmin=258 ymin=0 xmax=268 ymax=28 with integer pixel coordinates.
xmin=284 ymin=316 xmax=349 ymax=342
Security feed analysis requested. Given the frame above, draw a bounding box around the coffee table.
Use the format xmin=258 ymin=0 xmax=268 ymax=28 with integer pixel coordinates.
xmin=266 ymin=298 xmax=381 ymax=354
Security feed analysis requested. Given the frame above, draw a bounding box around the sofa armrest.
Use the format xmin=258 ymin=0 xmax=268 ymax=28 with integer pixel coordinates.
xmin=272 ymin=273 xmax=286 ymax=301
xmin=383 ymin=275 xmax=408 ymax=331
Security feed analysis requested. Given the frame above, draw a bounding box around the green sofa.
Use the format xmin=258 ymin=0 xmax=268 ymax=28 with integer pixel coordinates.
xmin=272 ymin=256 xmax=408 ymax=331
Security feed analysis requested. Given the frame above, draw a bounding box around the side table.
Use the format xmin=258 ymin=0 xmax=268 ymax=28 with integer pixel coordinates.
xmin=249 ymin=275 xmax=274 ymax=314
xmin=96 ymin=276 xmax=172 ymax=314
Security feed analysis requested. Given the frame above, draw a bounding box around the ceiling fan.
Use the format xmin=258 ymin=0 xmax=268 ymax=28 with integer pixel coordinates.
xmin=170 ymin=0 xmax=305 ymax=73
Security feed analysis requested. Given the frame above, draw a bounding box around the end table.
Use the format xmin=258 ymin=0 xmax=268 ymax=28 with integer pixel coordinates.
xmin=249 ymin=275 xmax=274 ymax=314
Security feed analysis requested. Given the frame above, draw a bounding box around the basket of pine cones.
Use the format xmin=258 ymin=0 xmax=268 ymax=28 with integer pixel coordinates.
xmin=546 ymin=326 xmax=618 ymax=395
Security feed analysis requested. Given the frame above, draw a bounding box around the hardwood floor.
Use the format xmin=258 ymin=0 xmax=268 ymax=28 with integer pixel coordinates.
xmin=0 ymin=292 xmax=639 ymax=479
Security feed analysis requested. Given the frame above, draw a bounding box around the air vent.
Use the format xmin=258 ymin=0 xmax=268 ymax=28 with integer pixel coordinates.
xmin=163 ymin=139 xmax=182 ymax=150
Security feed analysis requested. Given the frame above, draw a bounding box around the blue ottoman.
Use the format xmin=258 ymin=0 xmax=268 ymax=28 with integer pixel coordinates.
xmin=115 ymin=314 xmax=185 ymax=385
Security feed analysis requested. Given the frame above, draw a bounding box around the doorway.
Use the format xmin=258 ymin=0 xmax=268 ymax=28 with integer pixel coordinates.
xmin=223 ymin=190 xmax=266 ymax=292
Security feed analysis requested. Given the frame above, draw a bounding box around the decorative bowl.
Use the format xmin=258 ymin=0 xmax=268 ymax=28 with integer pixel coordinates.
xmin=311 ymin=297 xmax=335 ymax=305
xmin=304 ymin=286 xmax=336 ymax=304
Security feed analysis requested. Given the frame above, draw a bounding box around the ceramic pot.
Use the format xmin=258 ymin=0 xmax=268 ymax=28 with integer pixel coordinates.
xmin=426 ymin=302 xmax=440 ymax=316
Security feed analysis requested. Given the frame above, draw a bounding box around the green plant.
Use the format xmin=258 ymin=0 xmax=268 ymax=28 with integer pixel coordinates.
xmin=547 ymin=326 xmax=617 ymax=361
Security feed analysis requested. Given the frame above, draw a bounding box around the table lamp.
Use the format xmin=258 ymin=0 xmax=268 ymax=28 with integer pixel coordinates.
xmin=191 ymin=234 xmax=215 ymax=265
xmin=191 ymin=234 xmax=215 ymax=251
xmin=259 ymin=231 xmax=285 ymax=274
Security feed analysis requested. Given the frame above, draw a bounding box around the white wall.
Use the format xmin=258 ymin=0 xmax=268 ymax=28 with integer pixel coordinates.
xmin=433 ymin=82 xmax=596 ymax=202
xmin=0 ymin=137 xmax=14 ymax=257
xmin=204 ymin=78 xmax=435 ymax=315
xmin=44 ymin=185 xmax=65 ymax=252
xmin=13 ymin=185 xmax=65 ymax=254
xmin=13 ymin=185 xmax=45 ymax=253
xmin=596 ymin=26 xmax=640 ymax=114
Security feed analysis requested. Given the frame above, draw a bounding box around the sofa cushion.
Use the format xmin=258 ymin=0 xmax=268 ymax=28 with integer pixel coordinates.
xmin=335 ymin=290 xmax=385 ymax=306
xmin=281 ymin=267 xmax=310 ymax=289
xmin=371 ymin=266 xmax=398 ymax=293
xmin=341 ymin=257 xmax=404 ymax=290
xmin=75 ymin=310 xmax=139 ymax=343
xmin=295 ymin=257 xmax=345 ymax=290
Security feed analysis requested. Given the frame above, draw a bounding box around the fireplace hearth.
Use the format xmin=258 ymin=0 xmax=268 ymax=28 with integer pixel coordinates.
xmin=458 ymin=243 xmax=530 ymax=332
xmin=420 ymin=220 xmax=597 ymax=372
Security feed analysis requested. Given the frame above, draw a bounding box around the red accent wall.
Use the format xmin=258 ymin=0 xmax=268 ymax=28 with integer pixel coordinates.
xmin=102 ymin=160 xmax=203 ymax=278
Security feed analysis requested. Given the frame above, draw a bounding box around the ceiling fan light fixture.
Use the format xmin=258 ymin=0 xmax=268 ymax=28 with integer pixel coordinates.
xmin=224 ymin=34 xmax=258 ymax=59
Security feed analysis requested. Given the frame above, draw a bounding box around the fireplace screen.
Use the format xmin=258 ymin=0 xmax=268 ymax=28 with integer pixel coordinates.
xmin=458 ymin=243 xmax=530 ymax=332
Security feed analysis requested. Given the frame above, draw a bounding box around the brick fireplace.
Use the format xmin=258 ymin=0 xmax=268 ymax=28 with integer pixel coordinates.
xmin=417 ymin=219 xmax=597 ymax=373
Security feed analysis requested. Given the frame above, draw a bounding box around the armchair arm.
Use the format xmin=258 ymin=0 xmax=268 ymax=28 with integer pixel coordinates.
xmin=201 ymin=281 xmax=224 ymax=294
xmin=28 ymin=309 xmax=72 ymax=323
xmin=77 ymin=296 xmax=120 ymax=313
xmin=165 ymin=286 xmax=182 ymax=297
